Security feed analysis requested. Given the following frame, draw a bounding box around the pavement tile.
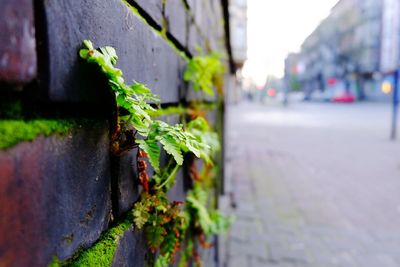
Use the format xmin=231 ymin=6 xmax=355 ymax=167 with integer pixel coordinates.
xmin=223 ymin=102 xmax=400 ymax=267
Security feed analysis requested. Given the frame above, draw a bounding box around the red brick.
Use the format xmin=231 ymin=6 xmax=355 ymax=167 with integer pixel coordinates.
xmin=0 ymin=0 xmax=36 ymax=83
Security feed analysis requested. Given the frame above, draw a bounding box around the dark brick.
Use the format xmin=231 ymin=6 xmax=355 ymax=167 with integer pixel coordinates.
xmin=134 ymin=0 xmax=163 ymax=27
xmin=165 ymin=0 xmax=188 ymax=47
xmin=185 ymin=82 xmax=218 ymax=102
xmin=111 ymin=228 xmax=147 ymax=267
xmin=0 ymin=121 xmax=111 ymax=266
xmin=167 ymin=168 xmax=186 ymax=203
xmin=134 ymin=0 xmax=188 ymax=49
xmin=192 ymin=1 xmax=206 ymax=39
xmin=187 ymin=20 xmax=207 ymax=55
xmin=200 ymin=236 xmax=218 ymax=267
xmin=115 ymin=149 xmax=140 ymax=216
xmin=0 ymin=0 xmax=36 ymax=83
xmin=41 ymin=0 xmax=185 ymax=104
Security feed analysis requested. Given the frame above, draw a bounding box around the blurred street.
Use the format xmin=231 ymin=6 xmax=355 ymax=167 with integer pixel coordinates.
xmin=224 ymin=101 xmax=400 ymax=267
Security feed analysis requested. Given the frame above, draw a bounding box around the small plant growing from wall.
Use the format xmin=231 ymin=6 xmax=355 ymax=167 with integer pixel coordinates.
xmin=56 ymin=40 xmax=233 ymax=267
xmin=184 ymin=53 xmax=225 ymax=96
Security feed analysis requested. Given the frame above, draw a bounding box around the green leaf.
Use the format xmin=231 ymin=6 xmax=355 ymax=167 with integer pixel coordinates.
xmin=155 ymin=253 xmax=170 ymax=267
xmin=184 ymin=54 xmax=225 ymax=96
xmin=156 ymin=163 xmax=180 ymax=190
xmin=133 ymin=202 xmax=150 ymax=229
xmin=99 ymin=46 xmax=118 ymax=65
xmin=137 ymin=138 xmax=160 ymax=172
xmin=185 ymin=184 xmax=232 ymax=236
xmin=82 ymin=39 xmax=94 ymax=50
xmin=157 ymin=134 xmax=184 ymax=165
xmin=161 ymin=230 xmax=178 ymax=256
xmin=145 ymin=225 xmax=166 ymax=251
xmin=187 ymin=117 xmax=210 ymax=132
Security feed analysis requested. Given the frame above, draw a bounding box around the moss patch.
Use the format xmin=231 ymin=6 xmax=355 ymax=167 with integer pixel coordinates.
xmin=68 ymin=219 xmax=131 ymax=267
xmin=0 ymin=119 xmax=78 ymax=150
xmin=50 ymin=215 xmax=133 ymax=267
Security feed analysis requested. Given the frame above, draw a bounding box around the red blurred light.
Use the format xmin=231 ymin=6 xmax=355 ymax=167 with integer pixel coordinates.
xmin=327 ymin=77 xmax=337 ymax=86
xmin=267 ymin=88 xmax=277 ymax=97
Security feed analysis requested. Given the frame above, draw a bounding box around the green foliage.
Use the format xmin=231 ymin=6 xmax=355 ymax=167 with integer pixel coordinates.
xmin=186 ymin=117 xmax=220 ymax=165
xmin=79 ymin=41 xmax=230 ymax=266
xmin=155 ymin=253 xmax=170 ymax=267
xmin=80 ymin=40 xmax=157 ymax=137
xmin=155 ymin=163 xmax=180 ymax=190
xmin=186 ymin=183 xmax=231 ymax=236
xmin=80 ymin=40 xmax=204 ymax=172
xmin=0 ymin=119 xmax=78 ymax=150
xmin=136 ymin=137 xmax=161 ymax=173
xmin=133 ymin=191 xmax=185 ymax=264
xmin=183 ymin=54 xmax=225 ymax=96
xmin=132 ymin=201 xmax=150 ymax=230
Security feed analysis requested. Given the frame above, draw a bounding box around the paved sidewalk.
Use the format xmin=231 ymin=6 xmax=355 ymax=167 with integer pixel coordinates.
xmin=223 ymin=102 xmax=400 ymax=267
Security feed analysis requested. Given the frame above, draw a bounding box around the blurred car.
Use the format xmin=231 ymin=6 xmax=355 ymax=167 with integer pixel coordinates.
xmin=332 ymin=90 xmax=355 ymax=103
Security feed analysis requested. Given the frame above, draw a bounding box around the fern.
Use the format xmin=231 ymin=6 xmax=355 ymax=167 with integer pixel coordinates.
xmin=187 ymin=117 xmax=220 ymax=164
xmin=183 ymin=54 xmax=225 ymax=96
xmin=186 ymin=183 xmax=232 ymax=235
xmin=80 ymin=41 xmax=230 ymax=266
xmin=145 ymin=225 xmax=166 ymax=252
xmin=132 ymin=202 xmax=150 ymax=230
xmin=136 ymin=138 xmax=161 ymax=173
xmin=155 ymin=253 xmax=170 ymax=267
xmin=80 ymin=40 xmax=205 ymax=171
xmin=80 ymin=40 xmax=157 ymax=136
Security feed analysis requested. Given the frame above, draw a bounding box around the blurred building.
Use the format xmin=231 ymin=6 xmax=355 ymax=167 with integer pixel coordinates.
xmin=229 ymin=0 xmax=247 ymax=68
xmin=380 ymin=0 xmax=400 ymax=95
xmin=290 ymin=0 xmax=400 ymax=101
xmin=227 ymin=0 xmax=248 ymax=103
xmin=284 ymin=53 xmax=302 ymax=92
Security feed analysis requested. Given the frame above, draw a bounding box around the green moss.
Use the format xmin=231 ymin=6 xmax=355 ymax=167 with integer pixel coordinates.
xmin=68 ymin=219 xmax=132 ymax=267
xmin=0 ymin=119 xmax=78 ymax=150
xmin=49 ymin=215 xmax=134 ymax=267
xmin=148 ymin=103 xmax=218 ymax=118
xmin=148 ymin=105 xmax=187 ymax=118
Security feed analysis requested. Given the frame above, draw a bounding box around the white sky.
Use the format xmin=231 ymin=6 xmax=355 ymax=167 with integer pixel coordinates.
xmin=243 ymin=0 xmax=339 ymax=85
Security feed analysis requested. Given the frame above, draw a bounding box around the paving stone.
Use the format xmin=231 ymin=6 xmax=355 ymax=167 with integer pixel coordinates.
xmin=224 ymin=102 xmax=400 ymax=267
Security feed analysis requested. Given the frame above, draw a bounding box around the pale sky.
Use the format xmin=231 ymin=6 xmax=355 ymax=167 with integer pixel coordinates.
xmin=243 ymin=0 xmax=339 ymax=85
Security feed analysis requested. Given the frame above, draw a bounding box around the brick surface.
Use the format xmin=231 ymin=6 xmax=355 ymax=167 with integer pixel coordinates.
xmin=223 ymin=102 xmax=400 ymax=267
xmin=0 ymin=122 xmax=111 ymax=266
xmin=40 ymin=0 xmax=185 ymax=104
xmin=0 ymin=0 xmax=36 ymax=83
xmin=133 ymin=0 xmax=163 ymax=27
xmin=111 ymin=228 xmax=147 ymax=267
xmin=115 ymin=150 xmax=140 ymax=216
xmin=133 ymin=0 xmax=188 ymax=49
xmin=164 ymin=0 xmax=188 ymax=46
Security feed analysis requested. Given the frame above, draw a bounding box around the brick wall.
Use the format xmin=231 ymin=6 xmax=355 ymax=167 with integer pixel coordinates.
xmin=0 ymin=0 xmax=231 ymax=266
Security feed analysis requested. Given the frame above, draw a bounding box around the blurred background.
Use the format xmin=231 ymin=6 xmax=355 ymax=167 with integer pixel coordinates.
xmin=223 ymin=0 xmax=400 ymax=266
xmin=230 ymin=0 xmax=400 ymax=105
